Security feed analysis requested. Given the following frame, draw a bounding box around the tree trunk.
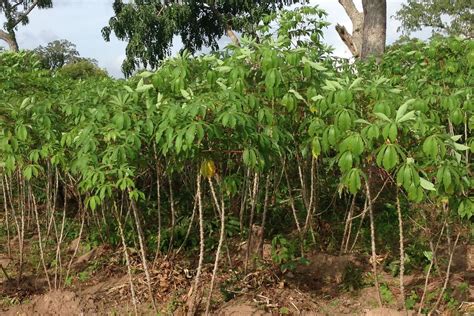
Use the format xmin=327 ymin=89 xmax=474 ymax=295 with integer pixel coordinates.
xmin=0 ymin=30 xmax=19 ymax=52
xmin=337 ymin=0 xmax=386 ymax=60
xmin=361 ymin=0 xmax=386 ymax=60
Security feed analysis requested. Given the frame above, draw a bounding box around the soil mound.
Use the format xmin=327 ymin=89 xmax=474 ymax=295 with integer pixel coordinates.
xmin=4 ymin=290 xmax=95 ymax=316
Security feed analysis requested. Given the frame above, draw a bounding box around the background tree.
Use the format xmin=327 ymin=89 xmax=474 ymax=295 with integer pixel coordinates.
xmin=0 ymin=0 xmax=53 ymax=51
xmin=102 ymin=0 xmax=307 ymax=76
xmin=59 ymin=59 xmax=108 ymax=80
xmin=395 ymin=0 xmax=473 ymax=38
xmin=34 ymin=39 xmax=80 ymax=70
xmin=336 ymin=0 xmax=386 ymax=59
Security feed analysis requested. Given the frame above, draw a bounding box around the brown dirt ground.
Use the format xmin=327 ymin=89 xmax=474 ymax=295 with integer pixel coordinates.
xmin=1 ymin=244 xmax=473 ymax=315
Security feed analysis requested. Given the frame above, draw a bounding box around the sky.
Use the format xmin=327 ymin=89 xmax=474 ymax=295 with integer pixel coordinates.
xmin=0 ymin=0 xmax=429 ymax=78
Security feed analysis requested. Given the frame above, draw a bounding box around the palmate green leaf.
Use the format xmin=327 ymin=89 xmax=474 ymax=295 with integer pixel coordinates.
xmin=175 ymin=131 xmax=184 ymax=153
xmin=338 ymin=151 xmax=353 ymax=172
xmin=311 ymin=137 xmax=321 ymax=157
xmin=450 ymin=135 xmax=463 ymax=142
xmin=458 ymin=199 xmax=473 ymax=219
xmin=396 ymin=165 xmax=406 ymax=187
xmin=23 ymin=165 xmax=33 ymax=180
xmin=20 ymin=97 xmax=31 ymax=110
xmin=355 ymin=119 xmax=371 ymax=125
xmin=144 ymin=119 xmax=154 ymax=136
xmin=138 ymin=71 xmax=154 ymax=78
xmin=302 ymin=57 xmax=327 ymax=71
xmin=336 ymin=110 xmax=352 ymax=131
xmin=185 ymin=124 xmax=196 ymax=146
xmin=289 ymin=89 xmax=305 ymax=102
xmin=349 ymin=77 xmax=363 ymax=90
xmin=308 ymin=119 xmax=324 ymax=137
xmin=346 ymin=168 xmax=362 ymax=194
xmin=113 ymin=113 xmax=124 ymax=130
xmin=383 ymin=145 xmax=398 ymax=170
xmin=16 ymin=125 xmax=28 ymax=141
xmin=453 ymin=143 xmax=470 ymax=151
xmin=374 ymin=112 xmax=391 ymax=122
xmin=136 ymin=82 xmax=154 ymax=93
xmin=180 ymin=89 xmax=191 ymax=100
xmin=366 ymin=125 xmax=380 ymax=141
xmin=388 ymin=123 xmax=398 ymax=142
xmin=382 ymin=123 xmax=396 ymax=141
xmin=443 ymin=168 xmax=452 ymax=191
xmin=215 ymin=66 xmax=232 ymax=73
xmin=340 ymin=134 xmax=364 ymax=156
xmin=407 ymin=183 xmax=423 ymax=202
xmin=395 ymin=99 xmax=415 ymax=122
xmin=243 ymin=149 xmax=250 ymax=166
xmin=321 ymin=126 xmax=339 ymax=148
xmin=450 ymin=109 xmax=463 ymax=125
xmin=397 ymin=110 xmax=416 ymax=123
xmin=376 ymin=144 xmax=387 ymax=168
xmin=86 ymin=195 xmax=101 ymax=211
xmin=221 ymin=112 xmax=230 ymax=127
xmin=422 ymin=135 xmax=438 ymax=159
xmin=243 ymin=148 xmax=257 ymax=168
xmin=322 ymin=79 xmax=343 ymax=91
xmin=377 ymin=144 xmax=399 ymax=171
xmin=129 ymin=189 xmax=145 ymax=202
xmin=5 ymin=156 xmax=15 ymax=172
xmin=420 ymin=177 xmax=436 ymax=191
xmin=265 ymin=69 xmax=277 ymax=89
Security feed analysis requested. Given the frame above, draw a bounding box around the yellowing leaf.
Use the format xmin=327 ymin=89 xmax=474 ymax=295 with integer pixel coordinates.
xmin=200 ymin=160 xmax=216 ymax=178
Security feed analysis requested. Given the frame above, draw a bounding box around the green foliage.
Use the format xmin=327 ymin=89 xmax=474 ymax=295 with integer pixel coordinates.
xmin=271 ymin=234 xmax=308 ymax=272
xmin=0 ymin=8 xmax=472 ymax=297
xmin=59 ymin=59 xmax=108 ymax=80
xmin=271 ymin=235 xmax=296 ymax=270
xmin=379 ymin=283 xmax=394 ymax=304
xmin=396 ymin=0 xmax=473 ymax=38
xmin=341 ymin=264 xmax=364 ymax=291
xmin=33 ymin=39 xmax=81 ymax=70
xmin=405 ymin=290 xmax=419 ymax=310
xmin=102 ymin=0 xmax=316 ymax=76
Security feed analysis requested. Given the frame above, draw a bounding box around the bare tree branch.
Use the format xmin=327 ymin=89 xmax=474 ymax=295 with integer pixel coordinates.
xmin=12 ymin=0 xmax=38 ymax=28
xmin=337 ymin=0 xmax=364 ymax=57
xmin=335 ymin=24 xmax=358 ymax=57
xmin=338 ymin=0 xmax=362 ymax=25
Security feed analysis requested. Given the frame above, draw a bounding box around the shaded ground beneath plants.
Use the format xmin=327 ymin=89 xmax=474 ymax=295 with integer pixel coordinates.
xmin=1 ymin=245 xmax=473 ymax=315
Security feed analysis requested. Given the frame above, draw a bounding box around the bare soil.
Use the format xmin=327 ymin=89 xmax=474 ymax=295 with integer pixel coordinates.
xmin=1 ymin=243 xmax=473 ymax=315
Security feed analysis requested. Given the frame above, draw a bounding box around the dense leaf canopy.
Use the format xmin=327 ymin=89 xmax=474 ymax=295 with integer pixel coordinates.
xmin=34 ymin=39 xmax=80 ymax=70
xmin=102 ymin=0 xmax=309 ymax=76
xmin=396 ymin=0 xmax=473 ymax=38
xmin=1 ymin=9 xmax=473 ymax=313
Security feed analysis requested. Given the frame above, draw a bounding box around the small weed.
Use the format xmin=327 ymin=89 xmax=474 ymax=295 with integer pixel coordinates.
xmin=65 ymin=275 xmax=73 ymax=286
xmin=166 ymin=291 xmax=183 ymax=314
xmin=279 ymin=306 xmax=290 ymax=314
xmin=329 ymin=299 xmax=340 ymax=307
xmin=380 ymin=283 xmax=394 ymax=305
xmin=341 ymin=264 xmax=364 ymax=291
xmin=405 ymin=290 xmax=419 ymax=310
xmin=271 ymin=234 xmax=298 ymax=272
xmin=0 ymin=297 xmax=21 ymax=307
xmin=443 ymin=288 xmax=460 ymax=311
xmin=78 ymin=271 xmax=90 ymax=282
xmin=457 ymin=282 xmax=469 ymax=296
